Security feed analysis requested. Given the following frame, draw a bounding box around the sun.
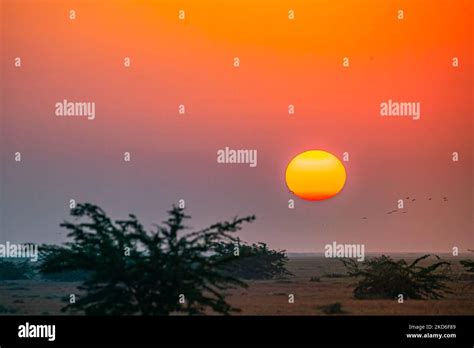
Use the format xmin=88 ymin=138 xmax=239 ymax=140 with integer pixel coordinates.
xmin=285 ymin=150 xmax=346 ymax=201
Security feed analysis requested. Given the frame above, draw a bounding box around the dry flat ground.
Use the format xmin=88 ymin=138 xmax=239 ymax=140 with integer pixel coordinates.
xmin=229 ymin=254 xmax=474 ymax=315
xmin=0 ymin=254 xmax=473 ymax=315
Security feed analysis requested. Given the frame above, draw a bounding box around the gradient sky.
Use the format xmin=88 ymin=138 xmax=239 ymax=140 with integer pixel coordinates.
xmin=1 ymin=0 xmax=472 ymax=252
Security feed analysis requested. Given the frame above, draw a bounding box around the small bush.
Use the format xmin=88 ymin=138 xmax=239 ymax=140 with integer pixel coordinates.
xmin=342 ymin=255 xmax=452 ymax=300
xmin=318 ymin=302 xmax=345 ymax=314
xmin=0 ymin=260 xmax=35 ymax=280
xmin=460 ymin=259 xmax=474 ymax=273
xmin=460 ymin=254 xmax=474 ymax=285
xmin=309 ymin=276 xmax=321 ymax=282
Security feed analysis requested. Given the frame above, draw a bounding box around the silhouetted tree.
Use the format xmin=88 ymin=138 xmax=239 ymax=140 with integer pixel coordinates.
xmin=39 ymin=203 xmax=255 ymax=315
xmin=214 ymin=240 xmax=292 ymax=279
xmin=341 ymin=255 xmax=452 ymax=300
xmin=41 ymin=270 xmax=90 ymax=282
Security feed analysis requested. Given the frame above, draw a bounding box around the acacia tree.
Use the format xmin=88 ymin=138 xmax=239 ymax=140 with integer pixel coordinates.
xmin=342 ymin=254 xmax=452 ymax=300
xmin=39 ymin=203 xmax=255 ymax=315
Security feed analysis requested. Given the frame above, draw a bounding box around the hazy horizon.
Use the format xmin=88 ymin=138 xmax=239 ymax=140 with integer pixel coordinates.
xmin=1 ymin=0 xmax=472 ymax=253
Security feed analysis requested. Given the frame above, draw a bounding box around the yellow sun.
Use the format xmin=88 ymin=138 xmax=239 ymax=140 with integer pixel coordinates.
xmin=285 ymin=150 xmax=346 ymax=201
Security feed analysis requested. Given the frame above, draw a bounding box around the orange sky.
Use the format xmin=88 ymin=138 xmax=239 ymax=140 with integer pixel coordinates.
xmin=1 ymin=0 xmax=472 ymax=252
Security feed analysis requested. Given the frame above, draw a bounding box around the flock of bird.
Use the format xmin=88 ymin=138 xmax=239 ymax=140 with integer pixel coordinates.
xmin=361 ymin=196 xmax=449 ymax=220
